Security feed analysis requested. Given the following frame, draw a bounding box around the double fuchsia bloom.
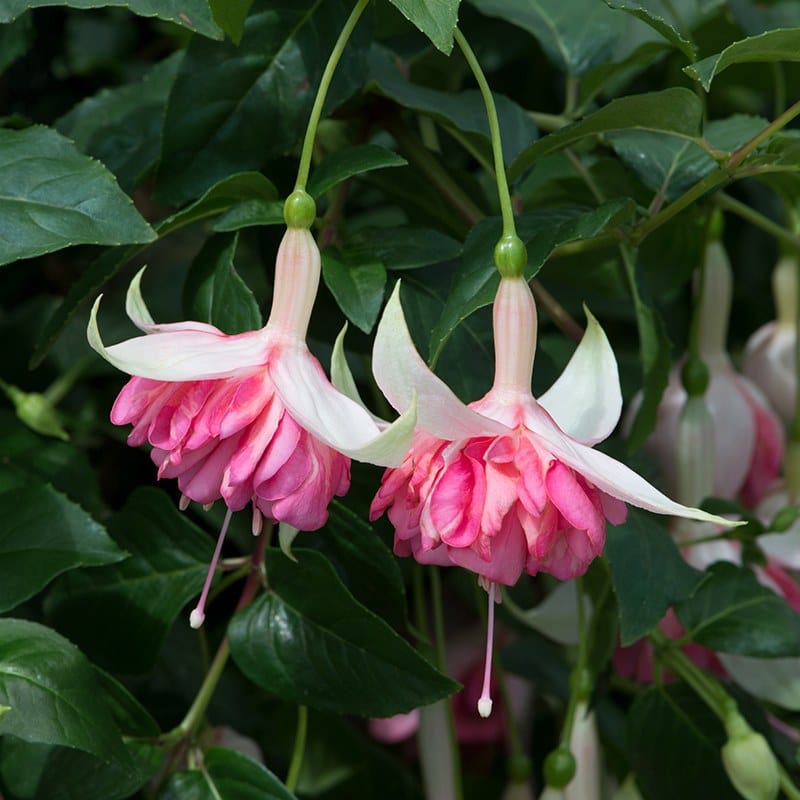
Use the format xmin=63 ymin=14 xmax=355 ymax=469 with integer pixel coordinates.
xmin=368 ymin=277 xmax=731 ymax=716
xmin=89 ymin=226 xmax=414 ymax=626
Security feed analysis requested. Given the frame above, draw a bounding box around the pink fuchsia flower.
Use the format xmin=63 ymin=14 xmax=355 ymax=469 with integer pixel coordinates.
xmin=743 ymin=255 xmax=797 ymax=425
xmin=367 ymin=276 xmax=733 ymax=715
xmin=633 ymin=242 xmax=784 ymax=507
xmin=88 ymin=226 xmax=415 ymax=627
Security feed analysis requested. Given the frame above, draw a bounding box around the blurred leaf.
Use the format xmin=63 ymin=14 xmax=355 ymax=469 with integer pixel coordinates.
xmin=609 ymin=115 xmax=765 ymax=201
xmin=0 ymin=0 xmax=223 ymax=38
xmin=322 ymin=252 xmax=386 ymax=334
xmin=605 ymin=0 xmax=725 ymax=59
xmin=367 ymin=45 xmax=538 ymax=164
xmin=0 ymin=619 xmax=127 ymax=760
xmin=309 ymin=500 xmax=408 ymax=631
xmin=387 ymin=0 xmax=460 ymax=53
xmin=429 ymin=200 xmax=634 ymax=364
xmin=57 ymin=52 xmax=183 ymax=191
xmin=183 ymin=232 xmax=262 ymax=334
xmin=210 ymin=0 xmax=254 ymax=44
xmin=686 ymin=28 xmax=800 ymax=90
xmin=157 ymin=0 xmax=367 ymax=204
xmin=510 ymin=88 xmax=703 ymax=178
xmin=470 ymin=0 xmax=626 ymax=74
xmin=45 ymin=487 xmax=215 ymax=673
xmin=343 ymin=226 xmax=462 ymax=271
xmin=160 ymin=748 xmax=295 ymax=800
xmin=605 ymin=509 xmax=702 ymax=645
xmin=676 ymin=561 xmax=800 ymax=657
xmin=0 ymin=126 xmax=155 ymax=267
xmin=628 ymin=684 xmax=738 ymax=800
xmin=0 ymin=481 xmax=125 ymax=613
xmin=308 ymin=144 xmax=407 ymax=198
xmin=229 ymin=548 xmax=458 ymax=716
xmin=0 ymin=12 xmax=33 ymax=72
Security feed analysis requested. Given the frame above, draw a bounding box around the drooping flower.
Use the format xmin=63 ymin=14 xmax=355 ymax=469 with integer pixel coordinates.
xmin=89 ymin=224 xmax=414 ymax=626
xmin=366 ymin=276 xmax=734 ymax=715
xmin=632 ymin=241 xmax=784 ymax=507
xmin=743 ymin=255 xmax=797 ymax=425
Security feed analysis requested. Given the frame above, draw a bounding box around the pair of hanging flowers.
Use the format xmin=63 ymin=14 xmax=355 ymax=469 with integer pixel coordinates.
xmin=89 ymin=190 xmax=730 ymax=713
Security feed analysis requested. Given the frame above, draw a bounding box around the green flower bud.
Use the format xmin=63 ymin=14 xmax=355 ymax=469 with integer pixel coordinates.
xmin=283 ymin=189 xmax=316 ymax=229
xmin=569 ymin=667 xmax=593 ymax=703
xmin=721 ymin=713 xmax=779 ymax=800
xmin=506 ymin=752 xmax=532 ymax=783
xmin=0 ymin=705 xmax=10 ymax=720
xmin=2 ymin=384 xmax=69 ymax=441
xmin=769 ymin=505 xmax=800 ymax=533
xmin=681 ymin=355 xmax=710 ymax=397
xmin=543 ymin=746 xmax=576 ymax=789
xmin=494 ymin=233 xmax=527 ymax=279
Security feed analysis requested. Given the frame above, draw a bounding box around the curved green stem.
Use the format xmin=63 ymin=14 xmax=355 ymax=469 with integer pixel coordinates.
xmin=453 ymin=28 xmax=517 ymax=239
xmin=285 ymin=705 xmax=308 ymax=792
xmin=560 ymin=576 xmax=590 ymax=747
xmin=294 ymin=0 xmax=370 ymax=191
xmin=715 ymin=192 xmax=800 ymax=251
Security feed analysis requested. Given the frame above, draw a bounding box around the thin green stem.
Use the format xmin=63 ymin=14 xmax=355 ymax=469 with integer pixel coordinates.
xmin=773 ymin=63 xmax=787 ymax=119
xmin=564 ymin=74 xmax=579 ymax=116
xmin=285 ymin=705 xmax=308 ymax=792
xmin=780 ymin=765 xmax=800 ymax=800
xmin=294 ymin=0 xmax=370 ymax=191
xmin=792 ymin=255 xmax=800 ymax=445
xmin=528 ymin=110 xmax=571 ymax=132
xmin=564 ymin=149 xmax=604 ymax=205
xmin=560 ymin=577 xmax=590 ymax=747
xmin=453 ymin=28 xmax=517 ymax=239
xmin=727 ymin=97 xmax=800 ymax=171
xmin=715 ymin=192 xmax=800 ymax=251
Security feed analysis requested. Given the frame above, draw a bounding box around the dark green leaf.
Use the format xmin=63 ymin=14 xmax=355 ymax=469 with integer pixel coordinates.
xmin=322 ymin=252 xmax=386 ymax=334
xmin=210 ymin=0 xmax=254 ymax=44
xmin=308 ymin=144 xmax=407 ymax=198
xmin=0 ymin=12 xmax=33 ymax=72
xmin=56 ymin=53 xmax=183 ymax=191
xmin=44 ymin=487 xmax=215 ymax=673
xmin=686 ymin=28 xmax=800 ymax=91
xmin=429 ymin=200 xmax=634 ymax=364
xmin=0 ymin=619 xmax=126 ymax=760
xmin=628 ymin=684 xmax=738 ymax=800
xmin=160 ymin=748 xmax=295 ymax=800
xmin=343 ymin=226 xmax=462 ymax=271
xmin=309 ymin=500 xmax=407 ymax=630
xmin=387 ymin=0 xmax=460 ymax=53
xmin=510 ymin=88 xmax=703 ymax=178
xmin=676 ymin=561 xmax=800 ymax=656
xmin=471 ymin=0 xmax=626 ymax=74
xmin=183 ymin=232 xmax=262 ymax=334
xmin=609 ymin=115 xmax=765 ymax=201
xmin=0 ymin=126 xmax=155 ymax=266
xmin=229 ymin=548 xmax=458 ymax=716
xmin=158 ymin=172 xmax=279 ymax=237
xmin=605 ymin=509 xmax=702 ymax=645
xmin=0 ymin=0 xmax=223 ymax=38
xmin=213 ymin=199 xmax=285 ymax=232
xmin=0 ymin=481 xmax=125 ymax=613
xmin=368 ymin=45 xmax=538 ymax=164
xmin=157 ymin=0 xmax=367 ymax=204
xmin=604 ymin=0 xmax=725 ymax=59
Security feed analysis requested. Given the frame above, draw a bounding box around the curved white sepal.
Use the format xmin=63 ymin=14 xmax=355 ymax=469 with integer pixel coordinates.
xmin=373 ymin=282 xmax=508 ymax=440
xmin=279 ymin=522 xmax=300 ymax=563
xmin=331 ymin=323 xmax=367 ymax=407
xmin=88 ymin=296 xmax=270 ymax=380
xmin=271 ymin=345 xmax=415 ymax=467
xmin=125 ymin=266 xmax=156 ymax=331
xmin=525 ymin=403 xmax=740 ymax=527
xmin=539 ymin=305 xmax=622 ymax=444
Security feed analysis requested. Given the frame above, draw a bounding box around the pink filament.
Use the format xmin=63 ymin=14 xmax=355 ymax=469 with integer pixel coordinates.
xmin=189 ymin=507 xmax=233 ymax=629
xmin=478 ymin=581 xmax=496 ymax=718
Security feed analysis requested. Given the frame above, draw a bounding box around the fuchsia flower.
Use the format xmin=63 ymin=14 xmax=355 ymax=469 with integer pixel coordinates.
xmin=743 ymin=255 xmax=797 ymax=425
xmin=89 ymin=226 xmax=414 ymax=626
xmin=635 ymin=242 xmax=784 ymax=507
xmin=367 ymin=276 xmax=731 ymax=715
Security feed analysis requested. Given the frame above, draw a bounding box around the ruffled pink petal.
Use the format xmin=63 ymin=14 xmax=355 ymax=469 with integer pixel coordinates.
xmin=429 ymin=449 xmax=488 ymax=548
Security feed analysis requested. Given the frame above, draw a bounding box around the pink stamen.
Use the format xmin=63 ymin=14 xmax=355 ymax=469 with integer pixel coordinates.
xmin=478 ymin=581 xmax=496 ymax=718
xmin=189 ymin=508 xmax=233 ymax=629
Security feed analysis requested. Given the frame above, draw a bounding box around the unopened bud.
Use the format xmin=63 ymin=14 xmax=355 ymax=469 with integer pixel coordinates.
xmin=283 ymin=189 xmax=316 ymax=229
xmin=2 ymin=384 xmax=69 ymax=441
xmin=721 ymin=712 xmax=779 ymax=800
xmin=543 ymin=746 xmax=576 ymax=789
xmin=676 ymin=395 xmax=715 ymax=507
